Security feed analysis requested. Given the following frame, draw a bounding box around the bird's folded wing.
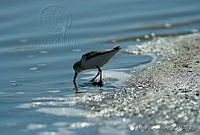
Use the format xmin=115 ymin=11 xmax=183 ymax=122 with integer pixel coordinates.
xmin=82 ymin=51 xmax=107 ymax=60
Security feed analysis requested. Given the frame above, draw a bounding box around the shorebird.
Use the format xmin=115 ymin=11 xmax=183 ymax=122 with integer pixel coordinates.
xmin=73 ymin=46 xmax=121 ymax=90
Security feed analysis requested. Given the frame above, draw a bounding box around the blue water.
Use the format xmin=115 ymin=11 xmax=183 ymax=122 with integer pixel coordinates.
xmin=1 ymin=0 xmax=200 ymax=135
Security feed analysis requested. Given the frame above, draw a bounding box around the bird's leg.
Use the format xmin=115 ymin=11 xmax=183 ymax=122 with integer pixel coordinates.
xmin=97 ymin=66 xmax=103 ymax=87
xmin=90 ymin=70 xmax=100 ymax=82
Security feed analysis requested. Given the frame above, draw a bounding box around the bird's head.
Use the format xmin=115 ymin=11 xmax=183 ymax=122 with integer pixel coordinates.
xmin=73 ymin=61 xmax=82 ymax=74
xmin=73 ymin=61 xmax=82 ymax=89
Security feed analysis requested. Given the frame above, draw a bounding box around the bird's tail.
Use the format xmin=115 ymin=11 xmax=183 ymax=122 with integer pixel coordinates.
xmin=113 ymin=46 xmax=121 ymax=50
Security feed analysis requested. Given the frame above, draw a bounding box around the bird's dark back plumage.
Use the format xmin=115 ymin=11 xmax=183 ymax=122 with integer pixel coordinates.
xmin=82 ymin=46 xmax=121 ymax=60
xmin=82 ymin=51 xmax=100 ymax=60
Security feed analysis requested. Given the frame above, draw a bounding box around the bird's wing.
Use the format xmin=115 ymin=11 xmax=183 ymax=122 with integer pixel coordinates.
xmin=82 ymin=46 xmax=121 ymax=60
xmin=82 ymin=50 xmax=105 ymax=60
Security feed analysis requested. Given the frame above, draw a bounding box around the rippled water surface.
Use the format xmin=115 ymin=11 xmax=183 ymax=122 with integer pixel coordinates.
xmin=1 ymin=0 xmax=200 ymax=135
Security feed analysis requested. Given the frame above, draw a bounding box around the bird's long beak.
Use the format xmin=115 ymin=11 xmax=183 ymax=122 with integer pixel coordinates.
xmin=73 ymin=72 xmax=78 ymax=90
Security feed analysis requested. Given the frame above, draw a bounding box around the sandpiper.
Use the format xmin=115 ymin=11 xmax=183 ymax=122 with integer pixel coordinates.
xmin=73 ymin=46 xmax=121 ymax=90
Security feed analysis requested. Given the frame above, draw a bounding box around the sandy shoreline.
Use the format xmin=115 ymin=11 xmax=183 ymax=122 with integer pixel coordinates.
xmin=128 ymin=33 xmax=200 ymax=94
xmin=126 ymin=33 xmax=200 ymax=131
xmin=74 ymin=33 xmax=200 ymax=133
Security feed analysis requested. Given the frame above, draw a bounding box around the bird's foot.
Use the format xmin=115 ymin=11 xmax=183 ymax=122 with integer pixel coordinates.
xmin=91 ymin=81 xmax=98 ymax=85
xmin=91 ymin=80 xmax=103 ymax=87
xmin=97 ymin=80 xmax=103 ymax=87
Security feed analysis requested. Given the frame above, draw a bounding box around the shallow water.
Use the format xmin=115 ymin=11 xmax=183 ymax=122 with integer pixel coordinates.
xmin=1 ymin=0 xmax=200 ymax=135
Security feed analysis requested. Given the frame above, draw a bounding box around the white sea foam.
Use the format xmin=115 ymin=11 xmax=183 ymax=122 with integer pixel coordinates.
xmin=27 ymin=123 xmax=47 ymax=130
xmin=37 ymin=108 xmax=91 ymax=117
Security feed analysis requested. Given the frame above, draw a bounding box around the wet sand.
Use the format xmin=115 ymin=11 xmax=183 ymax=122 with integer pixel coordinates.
xmin=127 ymin=33 xmax=200 ymax=131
